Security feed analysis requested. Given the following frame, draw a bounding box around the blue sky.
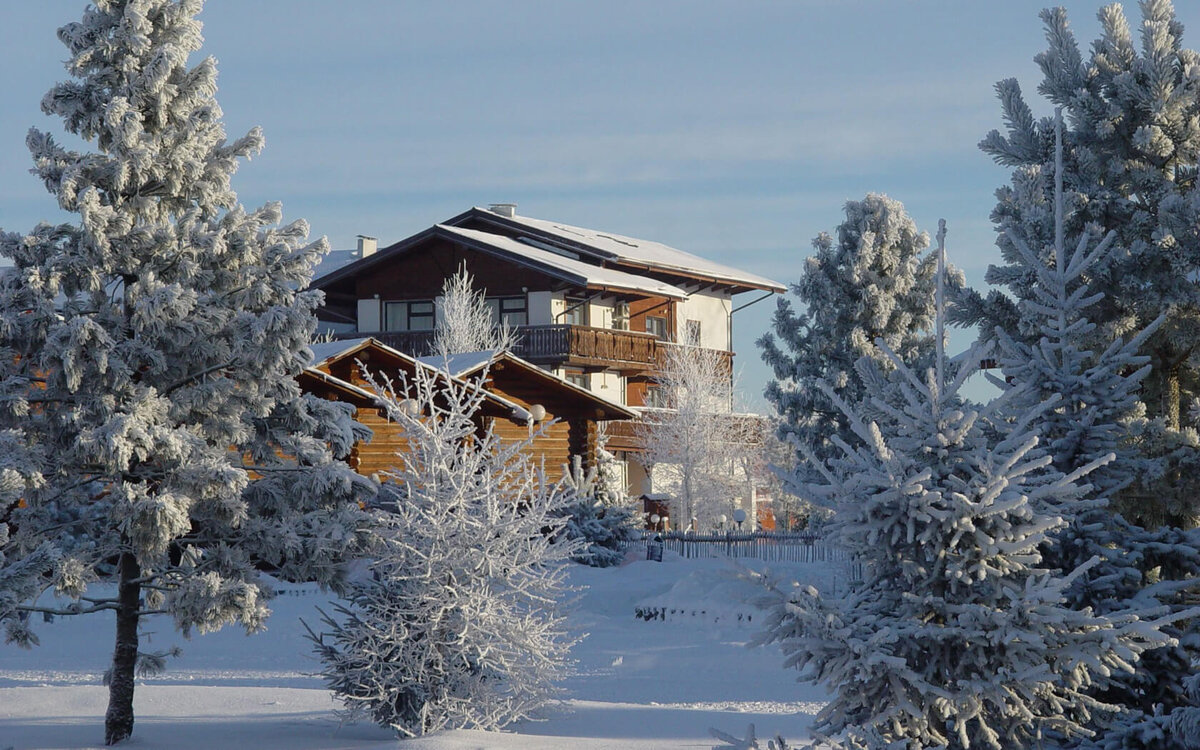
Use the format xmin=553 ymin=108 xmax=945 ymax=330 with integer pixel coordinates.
xmin=3 ymin=1 xmax=1198 ymax=410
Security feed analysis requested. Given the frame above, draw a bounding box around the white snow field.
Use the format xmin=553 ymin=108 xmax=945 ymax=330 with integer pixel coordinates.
xmin=1 ymin=551 xmax=834 ymax=749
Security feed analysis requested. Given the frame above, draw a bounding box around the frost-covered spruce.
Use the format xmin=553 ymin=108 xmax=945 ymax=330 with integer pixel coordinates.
xmin=993 ymin=113 xmax=1200 ymax=743
xmin=759 ymin=194 xmax=957 ymax=489
xmin=0 ymin=1 xmax=374 ymax=744
xmin=959 ymin=0 xmax=1200 ymax=435
xmin=755 ymin=274 xmax=1169 ymax=748
xmin=307 ymin=365 xmax=580 ymax=737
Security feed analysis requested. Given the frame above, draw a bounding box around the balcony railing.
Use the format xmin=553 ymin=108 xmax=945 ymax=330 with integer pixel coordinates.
xmin=339 ymin=324 xmax=662 ymax=370
xmin=603 ymin=409 xmax=766 ymax=453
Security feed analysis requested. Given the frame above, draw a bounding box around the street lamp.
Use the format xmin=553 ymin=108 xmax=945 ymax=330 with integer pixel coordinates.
xmin=650 ymin=514 xmax=660 ymax=532
xmin=733 ymin=508 xmax=747 ymax=531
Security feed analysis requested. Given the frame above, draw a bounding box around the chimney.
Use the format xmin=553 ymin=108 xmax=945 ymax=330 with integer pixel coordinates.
xmin=357 ymin=235 xmax=377 ymax=258
xmin=488 ymin=203 xmax=517 ymax=218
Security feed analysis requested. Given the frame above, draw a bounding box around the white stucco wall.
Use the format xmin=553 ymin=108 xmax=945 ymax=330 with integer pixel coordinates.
xmin=356 ymin=298 xmax=381 ymax=332
xmin=527 ymin=291 xmax=555 ymax=325
xmin=589 ymin=298 xmax=614 ymax=329
xmin=676 ymin=290 xmax=732 ymax=350
xmin=591 ymin=371 xmax=625 ymax=403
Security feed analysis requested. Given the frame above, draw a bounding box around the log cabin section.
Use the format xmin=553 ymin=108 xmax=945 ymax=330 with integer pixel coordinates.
xmin=419 ymin=350 xmax=636 ymax=476
xmin=299 ymin=339 xmax=634 ymax=482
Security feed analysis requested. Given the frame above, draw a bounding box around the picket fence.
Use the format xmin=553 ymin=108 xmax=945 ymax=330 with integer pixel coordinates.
xmin=636 ymin=530 xmax=851 ymax=565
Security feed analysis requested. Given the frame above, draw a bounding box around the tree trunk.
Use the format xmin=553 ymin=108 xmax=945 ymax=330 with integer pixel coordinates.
xmin=1164 ymin=364 xmax=1182 ymax=431
xmin=105 ymin=552 xmax=141 ymax=745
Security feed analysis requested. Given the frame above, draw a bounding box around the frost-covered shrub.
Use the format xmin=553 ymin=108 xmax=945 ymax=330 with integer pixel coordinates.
xmin=558 ymin=454 xmax=638 ymax=568
xmin=710 ymin=723 xmax=792 ymax=750
xmin=307 ymin=366 xmax=580 ymax=737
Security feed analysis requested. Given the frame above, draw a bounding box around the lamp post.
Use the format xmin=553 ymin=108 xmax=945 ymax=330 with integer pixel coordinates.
xmin=650 ymin=514 xmax=660 ymax=532
xmin=733 ymin=508 xmax=747 ymax=532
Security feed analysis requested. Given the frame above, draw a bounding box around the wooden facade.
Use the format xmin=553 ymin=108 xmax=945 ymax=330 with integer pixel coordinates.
xmin=298 ymin=340 xmax=635 ymax=482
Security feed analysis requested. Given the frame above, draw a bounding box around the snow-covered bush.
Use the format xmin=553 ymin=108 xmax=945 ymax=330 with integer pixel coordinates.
xmin=710 ymin=723 xmax=792 ymax=750
xmin=558 ymin=455 xmax=639 ymax=568
xmin=432 ymin=263 xmax=519 ymax=357
xmin=0 ymin=1 xmax=374 ymax=743
xmin=307 ymin=365 xmax=580 ymax=737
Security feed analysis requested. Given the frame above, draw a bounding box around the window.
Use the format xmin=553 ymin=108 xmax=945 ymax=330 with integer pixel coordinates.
xmin=564 ymin=370 xmax=588 ymax=389
xmin=563 ymin=297 xmax=588 ymax=326
xmin=486 ymin=296 xmax=528 ymax=327
xmin=408 ymin=300 xmax=434 ymax=331
xmin=383 ymin=300 xmax=434 ymax=332
xmin=644 ymin=384 xmax=667 ymax=408
xmin=684 ymin=319 xmax=701 ymax=346
xmin=645 ymin=315 xmax=669 ymax=340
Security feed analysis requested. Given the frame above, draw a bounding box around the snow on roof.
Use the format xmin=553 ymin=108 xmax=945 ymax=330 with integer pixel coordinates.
xmin=307 ymin=338 xmax=371 ymax=368
xmin=416 ymin=350 xmax=497 ymax=378
xmin=419 ymin=348 xmax=635 ymax=419
xmin=437 ymin=224 xmax=690 ymax=299
xmin=311 ymin=248 xmax=361 ymax=283
xmin=473 ymin=208 xmax=786 ymax=292
xmin=307 ymin=338 xmax=533 ymax=422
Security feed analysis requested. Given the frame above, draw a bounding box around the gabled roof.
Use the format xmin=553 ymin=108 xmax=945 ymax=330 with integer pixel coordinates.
xmin=308 ymin=337 xmax=372 ymax=369
xmin=311 ymin=248 xmax=362 ymax=282
xmin=417 ymin=348 xmax=637 ymax=421
xmin=416 ymin=350 xmax=498 ymax=378
xmin=435 ymin=224 xmax=688 ymax=299
xmin=303 ymin=337 xmax=533 ymax=421
xmin=447 ymin=207 xmax=786 ymax=293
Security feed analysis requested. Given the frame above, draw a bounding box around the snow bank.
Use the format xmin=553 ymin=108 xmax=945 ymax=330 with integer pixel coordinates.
xmin=1 ymin=556 xmax=834 ymax=749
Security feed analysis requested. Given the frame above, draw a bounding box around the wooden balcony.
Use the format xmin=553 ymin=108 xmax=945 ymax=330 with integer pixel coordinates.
xmin=340 ymin=324 xmax=661 ymax=372
xmin=603 ymin=409 xmax=766 ymax=453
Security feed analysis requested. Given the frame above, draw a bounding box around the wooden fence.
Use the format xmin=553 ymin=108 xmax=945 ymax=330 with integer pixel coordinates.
xmin=636 ymin=530 xmax=852 ymax=565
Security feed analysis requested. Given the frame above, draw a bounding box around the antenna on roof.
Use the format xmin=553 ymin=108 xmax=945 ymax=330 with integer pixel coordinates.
xmin=488 ymin=203 xmax=517 ymax=218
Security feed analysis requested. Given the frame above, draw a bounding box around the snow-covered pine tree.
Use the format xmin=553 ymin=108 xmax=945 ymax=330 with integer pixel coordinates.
xmin=759 ymin=194 xmax=955 ymax=489
xmin=755 ymin=228 xmax=1170 ymax=750
xmin=958 ymin=0 xmax=1200 ymax=526
xmin=432 ymin=262 xmax=519 ymax=358
xmin=307 ymin=364 xmax=580 ymax=737
xmin=0 ymin=2 xmax=375 ymax=744
xmin=992 ymin=112 xmax=1200 ymax=744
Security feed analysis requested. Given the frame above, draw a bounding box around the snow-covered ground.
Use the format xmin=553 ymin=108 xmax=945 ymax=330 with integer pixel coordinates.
xmin=1 ymin=550 xmax=835 ymax=749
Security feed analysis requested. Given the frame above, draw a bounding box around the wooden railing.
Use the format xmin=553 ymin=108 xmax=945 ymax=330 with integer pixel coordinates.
xmin=340 ymin=325 xmax=661 ymax=369
xmin=605 ymin=410 xmax=766 ymax=452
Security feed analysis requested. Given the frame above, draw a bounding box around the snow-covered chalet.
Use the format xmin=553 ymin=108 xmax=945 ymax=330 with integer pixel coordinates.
xmin=309 ymin=204 xmax=784 ymax=503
